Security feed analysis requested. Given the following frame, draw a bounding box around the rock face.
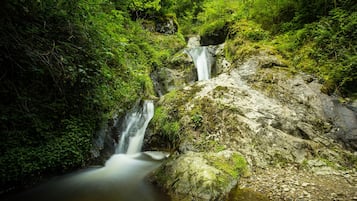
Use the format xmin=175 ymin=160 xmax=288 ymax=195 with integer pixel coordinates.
xmin=91 ymin=106 xmax=148 ymax=164
xmin=90 ymin=117 xmax=119 ymax=164
xmin=200 ymin=25 xmax=229 ymax=46
xmin=151 ymin=50 xmax=196 ymax=95
xmin=155 ymin=17 xmax=178 ymax=34
xmin=151 ymin=37 xmax=219 ymax=95
xmin=187 ymin=35 xmax=201 ymax=48
xmin=152 ymin=151 xmax=247 ymax=201
xmin=147 ymin=49 xmax=357 ymax=200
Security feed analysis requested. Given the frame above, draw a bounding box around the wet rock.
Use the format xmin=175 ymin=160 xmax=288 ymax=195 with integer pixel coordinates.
xmin=187 ymin=35 xmax=201 ymax=48
xmin=90 ymin=116 xmax=120 ymax=164
xmin=331 ymin=99 xmax=357 ymax=150
xmin=214 ymin=43 xmax=232 ymax=75
xmin=152 ymin=50 xmax=196 ymax=94
xmin=301 ymin=182 xmax=309 ymax=187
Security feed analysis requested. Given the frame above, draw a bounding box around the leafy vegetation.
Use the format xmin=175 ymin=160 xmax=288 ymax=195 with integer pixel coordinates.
xmin=1 ymin=0 xmax=356 ymax=192
xmin=272 ymin=9 xmax=356 ymax=95
xmin=210 ymin=0 xmax=356 ymax=97
xmin=0 ymin=0 xmax=184 ymax=190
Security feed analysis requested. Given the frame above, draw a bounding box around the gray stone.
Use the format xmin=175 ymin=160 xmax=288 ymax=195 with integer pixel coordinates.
xmin=187 ymin=36 xmax=201 ymax=48
xmin=152 ymin=151 xmax=246 ymax=201
xmin=147 ymin=49 xmax=357 ymax=200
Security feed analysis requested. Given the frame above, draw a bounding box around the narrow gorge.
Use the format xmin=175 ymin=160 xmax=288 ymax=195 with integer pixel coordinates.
xmin=1 ymin=1 xmax=356 ymax=201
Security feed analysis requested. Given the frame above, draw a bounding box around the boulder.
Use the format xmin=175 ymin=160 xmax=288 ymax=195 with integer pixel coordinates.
xmin=147 ymin=49 xmax=356 ymax=201
xmin=152 ymin=151 xmax=247 ymax=201
xmin=147 ymin=51 xmax=357 ymax=171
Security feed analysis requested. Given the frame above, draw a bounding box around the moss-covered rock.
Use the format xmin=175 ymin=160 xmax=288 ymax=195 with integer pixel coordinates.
xmin=152 ymin=151 xmax=247 ymax=201
xmin=151 ymin=50 xmax=197 ymax=94
xmin=146 ymin=32 xmax=356 ymax=200
xmin=147 ymin=49 xmax=356 ymax=171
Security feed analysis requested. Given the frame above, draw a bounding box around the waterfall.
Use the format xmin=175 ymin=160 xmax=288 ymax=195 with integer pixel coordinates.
xmin=187 ymin=46 xmax=213 ymax=81
xmin=116 ymin=100 xmax=154 ymax=154
xmin=7 ymin=100 xmax=171 ymax=201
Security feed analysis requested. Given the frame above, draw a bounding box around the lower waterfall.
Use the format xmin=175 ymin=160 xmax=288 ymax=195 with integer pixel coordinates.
xmin=117 ymin=100 xmax=154 ymax=154
xmin=6 ymin=101 xmax=169 ymax=201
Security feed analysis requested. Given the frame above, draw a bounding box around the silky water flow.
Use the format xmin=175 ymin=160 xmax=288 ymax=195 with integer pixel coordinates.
xmin=186 ymin=46 xmax=213 ymax=81
xmin=6 ymin=100 xmax=170 ymax=201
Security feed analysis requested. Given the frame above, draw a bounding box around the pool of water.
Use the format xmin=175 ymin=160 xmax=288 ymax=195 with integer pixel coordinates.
xmin=4 ymin=153 xmax=170 ymax=201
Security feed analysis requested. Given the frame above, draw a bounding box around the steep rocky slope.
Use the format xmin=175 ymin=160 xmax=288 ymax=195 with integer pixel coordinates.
xmin=146 ymin=46 xmax=357 ymax=200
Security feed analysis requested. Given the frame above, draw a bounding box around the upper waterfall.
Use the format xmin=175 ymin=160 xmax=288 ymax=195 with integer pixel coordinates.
xmin=187 ymin=46 xmax=213 ymax=81
xmin=116 ymin=100 xmax=154 ymax=154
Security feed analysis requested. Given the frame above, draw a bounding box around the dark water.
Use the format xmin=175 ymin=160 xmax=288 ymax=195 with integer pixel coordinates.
xmin=4 ymin=153 xmax=170 ymax=201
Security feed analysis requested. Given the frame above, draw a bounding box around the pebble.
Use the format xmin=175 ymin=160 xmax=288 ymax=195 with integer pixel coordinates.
xmin=239 ymin=167 xmax=356 ymax=200
xmin=301 ymin=182 xmax=309 ymax=187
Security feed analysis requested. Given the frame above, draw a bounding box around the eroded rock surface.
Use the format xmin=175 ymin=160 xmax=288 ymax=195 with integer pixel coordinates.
xmin=148 ymin=50 xmax=357 ymax=200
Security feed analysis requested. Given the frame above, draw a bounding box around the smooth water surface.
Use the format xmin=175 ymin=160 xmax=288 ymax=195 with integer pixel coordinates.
xmin=5 ymin=101 xmax=169 ymax=201
xmin=6 ymin=152 xmax=169 ymax=201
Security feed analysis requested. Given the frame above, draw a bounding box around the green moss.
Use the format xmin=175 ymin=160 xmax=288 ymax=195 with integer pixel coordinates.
xmin=271 ymin=153 xmax=291 ymax=167
xmin=206 ymin=153 xmax=247 ymax=178
xmin=228 ymin=188 xmax=270 ymax=201
xmin=149 ymin=85 xmax=206 ymax=151
xmin=229 ymin=20 xmax=270 ymax=42
xmin=224 ymin=20 xmax=272 ymax=62
xmin=151 ymin=104 xmax=182 ymax=151
xmin=214 ymin=86 xmax=229 ymax=92
xmin=194 ymin=139 xmax=226 ymax=153
xmin=320 ymin=158 xmax=340 ymax=169
xmin=319 ymin=152 xmax=357 ymax=171
xmin=346 ymin=154 xmax=357 ymax=170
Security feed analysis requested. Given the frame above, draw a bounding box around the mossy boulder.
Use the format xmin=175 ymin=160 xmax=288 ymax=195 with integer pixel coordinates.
xmin=152 ymin=50 xmax=196 ymax=94
xmin=151 ymin=151 xmax=247 ymax=201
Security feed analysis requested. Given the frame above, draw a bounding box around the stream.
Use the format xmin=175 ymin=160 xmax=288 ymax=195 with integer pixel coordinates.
xmin=3 ymin=46 xmax=274 ymax=201
xmin=3 ymin=47 xmax=216 ymax=201
xmin=5 ymin=101 xmax=170 ymax=201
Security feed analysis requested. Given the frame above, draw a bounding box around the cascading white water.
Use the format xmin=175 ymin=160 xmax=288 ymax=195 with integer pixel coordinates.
xmin=187 ymin=46 xmax=212 ymax=81
xmin=116 ymin=100 xmax=154 ymax=154
xmin=7 ymin=100 xmax=170 ymax=201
